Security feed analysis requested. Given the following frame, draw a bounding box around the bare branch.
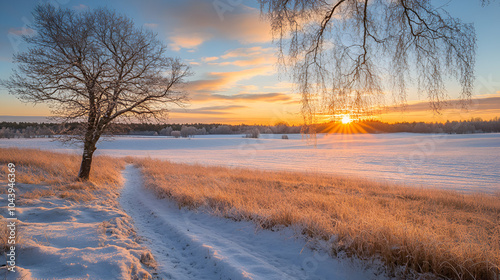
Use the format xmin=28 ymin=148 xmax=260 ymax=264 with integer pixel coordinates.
xmin=259 ymin=0 xmax=480 ymax=124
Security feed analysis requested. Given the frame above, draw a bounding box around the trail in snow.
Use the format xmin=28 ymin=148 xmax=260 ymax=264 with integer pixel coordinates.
xmin=119 ymin=165 xmax=377 ymax=280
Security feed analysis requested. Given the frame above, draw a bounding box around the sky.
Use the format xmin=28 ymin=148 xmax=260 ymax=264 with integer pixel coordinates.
xmin=0 ymin=0 xmax=499 ymax=125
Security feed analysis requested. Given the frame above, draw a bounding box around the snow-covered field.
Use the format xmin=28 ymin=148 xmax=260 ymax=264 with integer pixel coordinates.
xmin=2 ymin=135 xmax=498 ymax=279
xmin=1 ymin=133 xmax=499 ymax=193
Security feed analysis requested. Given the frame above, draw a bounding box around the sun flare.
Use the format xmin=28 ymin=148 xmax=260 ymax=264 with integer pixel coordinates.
xmin=341 ymin=115 xmax=352 ymax=124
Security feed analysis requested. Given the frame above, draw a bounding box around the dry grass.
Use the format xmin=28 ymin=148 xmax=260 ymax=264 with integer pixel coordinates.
xmin=0 ymin=148 xmax=123 ymax=186
xmin=0 ymin=218 xmax=13 ymax=254
xmin=0 ymin=148 xmax=125 ymax=202
xmin=138 ymin=159 xmax=500 ymax=280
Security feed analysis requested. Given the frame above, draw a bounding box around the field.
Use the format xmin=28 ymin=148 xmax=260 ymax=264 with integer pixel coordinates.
xmin=137 ymin=158 xmax=500 ymax=279
xmin=1 ymin=133 xmax=499 ymax=192
xmin=0 ymin=134 xmax=499 ymax=279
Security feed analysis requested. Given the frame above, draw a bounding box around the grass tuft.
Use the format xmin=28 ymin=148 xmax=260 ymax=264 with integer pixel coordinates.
xmin=0 ymin=148 xmax=124 ymax=203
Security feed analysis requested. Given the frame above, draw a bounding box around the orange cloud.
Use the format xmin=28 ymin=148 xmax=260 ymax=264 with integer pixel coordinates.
xmin=187 ymin=66 xmax=275 ymax=92
xmin=171 ymin=105 xmax=246 ymax=115
xmin=388 ymin=93 xmax=500 ymax=113
xmin=222 ymin=7 xmax=273 ymax=44
xmin=203 ymin=47 xmax=276 ymax=67
xmin=169 ymin=33 xmax=212 ymax=51
xmin=379 ymin=93 xmax=500 ymax=123
xmin=142 ymin=2 xmax=272 ymax=46
xmin=202 ymin=56 xmax=219 ymax=62
xmin=209 ymin=92 xmax=293 ymax=102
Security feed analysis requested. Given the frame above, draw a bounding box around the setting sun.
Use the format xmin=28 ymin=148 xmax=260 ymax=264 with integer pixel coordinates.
xmin=341 ymin=115 xmax=352 ymax=124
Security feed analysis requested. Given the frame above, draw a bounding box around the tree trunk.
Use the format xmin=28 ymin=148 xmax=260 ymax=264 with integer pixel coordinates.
xmin=77 ymin=140 xmax=97 ymax=181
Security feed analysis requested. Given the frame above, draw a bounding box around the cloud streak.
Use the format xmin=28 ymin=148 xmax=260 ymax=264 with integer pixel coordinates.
xmin=140 ymin=0 xmax=272 ymax=50
xmin=209 ymin=92 xmax=292 ymax=102
xmin=201 ymin=46 xmax=276 ymax=67
xmin=388 ymin=94 xmax=500 ymax=113
xmin=169 ymin=33 xmax=212 ymax=51
xmin=187 ymin=66 xmax=275 ymax=92
xmin=171 ymin=105 xmax=246 ymax=115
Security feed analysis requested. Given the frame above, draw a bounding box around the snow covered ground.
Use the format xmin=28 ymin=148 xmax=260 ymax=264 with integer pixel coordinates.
xmin=1 ymin=133 xmax=498 ymax=193
xmin=0 ymin=182 xmax=154 ymax=279
xmin=120 ymin=165 xmax=379 ymax=280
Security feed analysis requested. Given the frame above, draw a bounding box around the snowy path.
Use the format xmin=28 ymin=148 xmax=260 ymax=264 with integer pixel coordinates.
xmin=119 ymin=165 xmax=376 ymax=280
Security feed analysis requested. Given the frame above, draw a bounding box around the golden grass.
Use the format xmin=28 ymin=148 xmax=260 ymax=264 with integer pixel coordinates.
xmin=0 ymin=218 xmax=12 ymax=254
xmin=0 ymin=218 xmax=25 ymax=256
xmin=138 ymin=159 xmax=500 ymax=280
xmin=0 ymin=148 xmax=125 ymax=202
xmin=0 ymin=148 xmax=123 ymax=186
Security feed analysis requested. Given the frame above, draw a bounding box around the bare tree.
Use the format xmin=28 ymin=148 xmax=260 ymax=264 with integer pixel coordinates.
xmin=258 ymin=0 xmax=489 ymax=125
xmin=2 ymin=5 xmax=190 ymax=180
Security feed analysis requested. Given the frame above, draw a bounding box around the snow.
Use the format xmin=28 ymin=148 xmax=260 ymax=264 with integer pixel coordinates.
xmin=0 ymin=184 xmax=153 ymax=279
xmin=1 ymin=133 xmax=499 ymax=192
xmin=120 ymin=165 xmax=378 ymax=280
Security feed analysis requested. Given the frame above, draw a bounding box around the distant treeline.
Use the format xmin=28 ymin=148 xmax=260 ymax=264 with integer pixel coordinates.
xmin=0 ymin=117 xmax=499 ymax=138
xmin=0 ymin=122 xmax=301 ymax=138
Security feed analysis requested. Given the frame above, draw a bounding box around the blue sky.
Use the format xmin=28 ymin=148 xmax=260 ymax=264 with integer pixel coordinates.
xmin=0 ymin=0 xmax=499 ymax=124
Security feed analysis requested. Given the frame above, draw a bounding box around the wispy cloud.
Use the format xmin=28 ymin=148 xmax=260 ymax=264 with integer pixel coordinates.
xmin=142 ymin=1 xmax=272 ymax=47
xmin=220 ymin=47 xmax=274 ymax=59
xmin=210 ymin=92 xmax=292 ymax=102
xmin=171 ymin=105 xmax=246 ymax=115
xmin=202 ymin=56 xmax=219 ymax=62
xmin=201 ymin=47 xmax=276 ymax=67
xmin=388 ymin=93 xmax=500 ymax=113
xmin=188 ymin=66 xmax=275 ymax=92
xmin=169 ymin=33 xmax=212 ymax=51
xmin=209 ymin=56 xmax=276 ymax=67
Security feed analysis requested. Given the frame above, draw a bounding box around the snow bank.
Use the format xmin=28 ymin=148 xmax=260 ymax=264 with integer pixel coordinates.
xmin=0 ymin=184 xmax=155 ymax=279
